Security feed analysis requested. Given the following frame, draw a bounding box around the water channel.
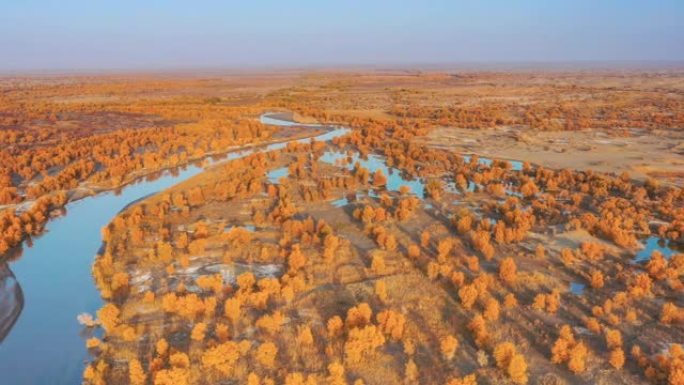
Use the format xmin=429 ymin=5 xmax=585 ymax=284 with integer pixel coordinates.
xmin=0 ymin=113 xmax=347 ymax=385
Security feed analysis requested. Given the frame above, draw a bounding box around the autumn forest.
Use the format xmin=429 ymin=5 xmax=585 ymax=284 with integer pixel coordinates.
xmin=0 ymin=70 xmax=683 ymax=385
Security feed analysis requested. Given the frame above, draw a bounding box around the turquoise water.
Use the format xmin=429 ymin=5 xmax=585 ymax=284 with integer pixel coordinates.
xmin=570 ymin=282 xmax=586 ymax=295
xmin=319 ymin=151 xmax=426 ymax=197
xmin=634 ymin=236 xmax=682 ymax=263
xmin=267 ymin=167 xmax=289 ymax=184
xmin=260 ymin=113 xmax=318 ymax=128
xmin=331 ymin=197 xmax=351 ymax=207
xmin=224 ymin=225 xmax=256 ymax=232
xmin=0 ymin=114 xmax=347 ymax=385
xmin=331 ymin=193 xmax=363 ymax=208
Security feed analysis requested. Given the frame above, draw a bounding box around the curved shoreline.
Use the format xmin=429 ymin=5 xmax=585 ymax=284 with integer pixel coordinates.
xmin=0 ymin=112 xmax=349 ymax=385
xmin=0 ymin=112 xmax=340 ymax=264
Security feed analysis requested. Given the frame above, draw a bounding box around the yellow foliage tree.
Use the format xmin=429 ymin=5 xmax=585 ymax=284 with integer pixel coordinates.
xmin=344 ymin=325 xmax=386 ymax=364
xmin=256 ymin=342 xmax=278 ymax=368
xmin=499 ymin=257 xmax=517 ymax=284
xmin=440 ymin=335 xmax=459 ymax=360
xmin=128 ymin=359 xmax=146 ymax=385
xmin=376 ymin=310 xmax=406 ymax=340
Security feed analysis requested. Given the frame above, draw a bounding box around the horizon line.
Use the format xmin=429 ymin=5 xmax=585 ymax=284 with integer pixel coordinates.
xmin=2 ymin=60 xmax=684 ymax=77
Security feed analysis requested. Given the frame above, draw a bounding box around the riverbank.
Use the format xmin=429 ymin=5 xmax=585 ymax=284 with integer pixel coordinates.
xmin=0 ymin=114 xmax=334 ymax=265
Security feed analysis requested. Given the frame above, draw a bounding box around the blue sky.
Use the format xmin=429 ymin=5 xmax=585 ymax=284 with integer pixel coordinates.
xmin=0 ymin=0 xmax=682 ymax=71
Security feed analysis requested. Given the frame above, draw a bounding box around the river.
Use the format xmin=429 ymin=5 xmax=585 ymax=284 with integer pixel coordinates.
xmin=0 ymin=113 xmax=348 ymax=385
